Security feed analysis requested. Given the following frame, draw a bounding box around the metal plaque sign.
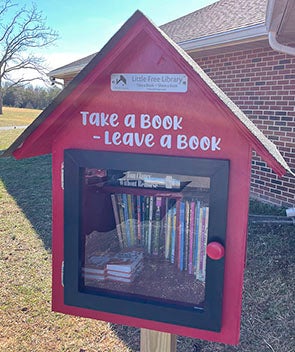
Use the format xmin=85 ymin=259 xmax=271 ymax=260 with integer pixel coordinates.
xmin=111 ymin=73 xmax=188 ymax=93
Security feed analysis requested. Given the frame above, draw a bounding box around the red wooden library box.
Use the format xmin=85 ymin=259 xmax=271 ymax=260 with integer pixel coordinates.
xmin=3 ymin=11 xmax=292 ymax=345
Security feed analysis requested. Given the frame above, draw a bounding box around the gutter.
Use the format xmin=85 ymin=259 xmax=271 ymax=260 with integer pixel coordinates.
xmin=178 ymin=23 xmax=268 ymax=52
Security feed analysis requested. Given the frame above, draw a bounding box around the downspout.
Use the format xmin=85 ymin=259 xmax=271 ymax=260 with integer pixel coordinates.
xmin=267 ymin=0 xmax=295 ymax=222
xmin=267 ymin=0 xmax=295 ymax=56
xmin=268 ymin=30 xmax=295 ymax=56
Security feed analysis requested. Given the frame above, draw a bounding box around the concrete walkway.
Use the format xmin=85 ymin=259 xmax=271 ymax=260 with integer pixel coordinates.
xmin=248 ymin=214 xmax=293 ymax=224
xmin=0 ymin=125 xmax=28 ymax=130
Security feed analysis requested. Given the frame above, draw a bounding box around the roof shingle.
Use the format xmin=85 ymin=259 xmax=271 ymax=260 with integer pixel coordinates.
xmin=160 ymin=0 xmax=267 ymax=43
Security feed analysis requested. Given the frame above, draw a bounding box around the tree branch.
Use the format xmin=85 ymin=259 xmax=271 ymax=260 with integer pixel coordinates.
xmin=0 ymin=0 xmax=59 ymax=98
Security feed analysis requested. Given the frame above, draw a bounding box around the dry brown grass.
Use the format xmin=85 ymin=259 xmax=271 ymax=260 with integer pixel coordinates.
xmin=0 ymin=106 xmax=41 ymax=127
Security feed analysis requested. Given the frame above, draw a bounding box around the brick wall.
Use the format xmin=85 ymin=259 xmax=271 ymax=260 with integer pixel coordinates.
xmin=196 ymin=46 xmax=295 ymax=207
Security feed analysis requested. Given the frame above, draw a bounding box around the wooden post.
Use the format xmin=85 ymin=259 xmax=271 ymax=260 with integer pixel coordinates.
xmin=140 ymin=328 xmax=177 ymax=352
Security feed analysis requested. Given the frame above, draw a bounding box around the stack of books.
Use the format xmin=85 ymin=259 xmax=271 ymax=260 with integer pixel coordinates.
xmin=82 ymin=249 xmax=143 ymax=284
xmin=106 ymin=249 xmax=143 ymax=283
xmin=82 ymin=254 xmax=110 ymax=281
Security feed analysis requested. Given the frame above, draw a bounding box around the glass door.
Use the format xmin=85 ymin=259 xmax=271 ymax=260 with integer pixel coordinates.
xmin=64 ymin=150 xmax=229 ymax=332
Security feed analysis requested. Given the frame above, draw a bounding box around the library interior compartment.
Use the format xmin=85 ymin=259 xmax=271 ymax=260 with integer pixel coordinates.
xmin=64 ymin=150 xmax=228 ymax=332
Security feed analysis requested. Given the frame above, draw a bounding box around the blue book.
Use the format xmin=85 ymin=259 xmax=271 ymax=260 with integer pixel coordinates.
xmin=143 ymin=196 xmax=150 ymax=251
xmin=147 ymin=196 xmax=154 ymax=254
xmin=122 ymin=193 xmax=131 ymax=247
xmin=193 ymin=200 xmax=201 ymax=274
xmin=179 ymin=200 xmax=185 ymax=271
xmin=170 ymin=204 xmax=177 ymax=263
xmin=164 ymin=197 xmax=171 ymax=259
xmin=136 ymin=195 xmax=142 ymax=245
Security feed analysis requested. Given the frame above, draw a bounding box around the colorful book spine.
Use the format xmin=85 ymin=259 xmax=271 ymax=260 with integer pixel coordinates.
xmin=111 ymin=194 xmax=124 ymax=249
xmin=179 ymin=200 xmax=185 ymax=271
xmin=152 ymin=196 xmax=162 ymax=255
xmin=122 ymin=193 xmax=131 ymax=247
xmin=127 ymin=194 xmax=135 ymax=246
xmin=196 ymin=206 xmax=209 ymax=282
xmin=137 ymin=195 xmax=142 ymax=245
xmin=174 ymin=199 xmax=180 ymax=268
xmin=188 ymin=200 xmax=195 ymax=274
xmin=184 ymin=200 xmax=190 ymax=271
xmin=164 ymin=198 xmax=169 ymax=259
xmin=170 ymin=204 xmax=177 ymax=263
xmin=143 ymin=196 xmax=150 ymax=250
xmin=165 ymin=200 xmax=172 ymax=259
xmin=117 ymin=194 xmax=127 ymax=248
xmin=193 ymin=200 xmax=201 ymax=273
xmin=147 ymin=196 xmax=154 ymax=254
xmin=195 ymin=204 xmax=203 ymax=279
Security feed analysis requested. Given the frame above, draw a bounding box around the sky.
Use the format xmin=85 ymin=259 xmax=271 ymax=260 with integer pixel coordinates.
xmin=15 ymin=0 xmax=217 ymax=73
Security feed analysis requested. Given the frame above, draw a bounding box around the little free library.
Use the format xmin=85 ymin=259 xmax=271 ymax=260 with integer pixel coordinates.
xmin=3 ymin=11 xmax=293 ymax=346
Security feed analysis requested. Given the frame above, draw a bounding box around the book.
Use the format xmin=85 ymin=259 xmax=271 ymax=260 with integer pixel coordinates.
xmin=193 ymin=200 xmax=201 ymax=273
xmin=195 ymin=205 xmax=203 ymax=279
xmin=196 ymin=206 xmax=209 ymax=282
xmin=122 ymin=193 xmax=131 ymax=246
xmin=127 ymin=194 xmax=136 ymax=246
xmin=107 ymin=262 xmax=143 ymax=278
xmin=179 ymin=200 xmax=185 ymax=271
xmin=82 ymin=266 xmax=106 ymax=281
xmin=174 ymin=199 xmax=181 ymax=267
xmin=165 ymin=198 xmax=172 ymax=259
xmin=106 ymin=249 xmax=143 ymax=273
xmin=82 ymin=265 xmax=105 ymax=275
xmin=170 ymin=204 xmax=177 ymax=263
xmin=136 ymin=195 xmax=142 ymax=244
xmin=88 ymin=254 xmax=111 ymax=267
xmin=188 ymin=200 xmax=196 ymax=274
xmin=143 ymin=196 xmax=150 ymax=250
xmin=116 ymin=194 xmax=127 ymax=248
xmin=152 ymin=196 xmax=162 ymax=255
xmin=111 ymin=194 xmax=124 ymax=249
xmin=106 ymin=273 xmax=138 ymax=283
xmin=85 ymin=168 xmax=107 ymax=185
xmin=82 ymin=254 xmax=111 ymax=281
xmin=82 ymin=272 xmax=106 ymax=281
xmin=147 ymin=196 xmax=154 ymax=254
xmin=184 ymin=200 xmax=190 ymax=271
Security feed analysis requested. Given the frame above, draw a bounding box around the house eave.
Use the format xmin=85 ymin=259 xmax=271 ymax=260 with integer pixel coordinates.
xmin=49 ymin=24 xmax=269 ymax=80
xmin=48 ymin=66 xmax=83 ymax=79
xmin=178 ymin=23 xmax=268 ymax=52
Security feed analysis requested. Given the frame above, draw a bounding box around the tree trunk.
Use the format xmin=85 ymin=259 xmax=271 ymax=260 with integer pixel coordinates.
xmin=0 ymin=84 xmax=3 ymax=115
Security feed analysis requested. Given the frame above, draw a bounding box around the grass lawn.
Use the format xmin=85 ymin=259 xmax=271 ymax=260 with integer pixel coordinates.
xmin=0 ymin=106 xmax=41 ymax=127
xmin=0 ymin=127 xmax=294 ymax=351
xmin=0 ymin=129 xmax=26 ymax=151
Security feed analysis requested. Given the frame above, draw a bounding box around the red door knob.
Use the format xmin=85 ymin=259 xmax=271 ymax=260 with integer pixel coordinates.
xmin=206 ymin=242 xmax=225 ymax=260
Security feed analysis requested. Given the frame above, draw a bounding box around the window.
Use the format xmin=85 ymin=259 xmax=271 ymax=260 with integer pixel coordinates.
xmin=64 ymin=150 xmax=229 ymax=331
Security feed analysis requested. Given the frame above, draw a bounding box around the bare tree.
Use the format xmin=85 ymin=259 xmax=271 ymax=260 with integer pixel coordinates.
xmin=0 ymin=0 xmax=59 ymax=114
